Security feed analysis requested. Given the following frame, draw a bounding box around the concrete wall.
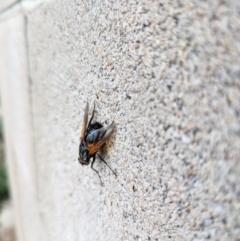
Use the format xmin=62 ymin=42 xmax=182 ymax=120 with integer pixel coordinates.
xmin=0 ymin=0 xmax=240 ymax=241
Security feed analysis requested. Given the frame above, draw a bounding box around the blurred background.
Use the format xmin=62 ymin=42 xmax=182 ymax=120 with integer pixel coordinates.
xmin=0 ymin=107 xmax=14 ymax=241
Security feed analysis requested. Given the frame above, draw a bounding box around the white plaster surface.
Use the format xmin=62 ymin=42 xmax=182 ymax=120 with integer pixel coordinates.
xmin=0 ymin=13 xmax=47 ymax=241
xmin=0 ymin=0 xmax=240 ymax=240
xmin=0 ymin=0 xmax=17 ymax=12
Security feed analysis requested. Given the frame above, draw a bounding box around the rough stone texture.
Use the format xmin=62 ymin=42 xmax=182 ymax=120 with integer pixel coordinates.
xmin=27 ymin=0 xmax=240 ymax=240
xmin=1 ymin=0 xmax=240 ymax=240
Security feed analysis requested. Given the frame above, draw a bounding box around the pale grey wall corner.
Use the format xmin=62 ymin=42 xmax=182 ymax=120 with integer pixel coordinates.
xmin=0 ymin=0 xmax=240 ymax=241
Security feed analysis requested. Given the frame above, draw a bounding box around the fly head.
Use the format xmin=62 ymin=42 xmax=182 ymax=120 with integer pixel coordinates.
xmin=78 ymin=141 xmax=90 ymax=165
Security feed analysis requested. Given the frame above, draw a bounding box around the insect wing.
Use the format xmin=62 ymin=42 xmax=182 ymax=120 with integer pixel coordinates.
xmin=86 ymin=123 xmax=115 ymax=155
xmin=80 ymin=102 xmax=89 ymax=141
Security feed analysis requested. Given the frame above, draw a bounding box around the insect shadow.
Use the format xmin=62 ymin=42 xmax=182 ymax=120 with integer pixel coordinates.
xmin=78 ymin=102 xmax=117 ymax=185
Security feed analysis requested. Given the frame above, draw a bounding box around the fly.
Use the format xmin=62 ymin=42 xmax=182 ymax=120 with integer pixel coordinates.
xmin=78 ymin=102 xmax=117 ymax=185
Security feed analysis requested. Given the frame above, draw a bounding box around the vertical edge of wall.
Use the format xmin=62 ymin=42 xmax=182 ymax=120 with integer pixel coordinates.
xmin=0 ymin=13 xmax=45 ymax=241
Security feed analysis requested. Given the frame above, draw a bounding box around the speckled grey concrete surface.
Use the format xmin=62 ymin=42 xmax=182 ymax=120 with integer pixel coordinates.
xmin=26 ymin=0 xmax=240 ymax=240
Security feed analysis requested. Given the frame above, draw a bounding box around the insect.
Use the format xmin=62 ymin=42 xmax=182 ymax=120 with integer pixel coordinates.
xmin=78 ymin=102 xmax=117 ymax=185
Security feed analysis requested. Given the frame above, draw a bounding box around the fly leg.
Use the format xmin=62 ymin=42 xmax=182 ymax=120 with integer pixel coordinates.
xmin=91 ymin=155 xmax=103 ymax=186
xmin=97 ymin=154 xmax=117 ymax=177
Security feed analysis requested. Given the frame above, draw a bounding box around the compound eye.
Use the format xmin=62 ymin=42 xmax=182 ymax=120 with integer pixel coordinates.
xmin=78 ymin=156 xmax=83 ymax=164
xmin=83 ymin=151 xmax=88 ymax=161
xmin=78 ymin=155 xmax=87 ymax=165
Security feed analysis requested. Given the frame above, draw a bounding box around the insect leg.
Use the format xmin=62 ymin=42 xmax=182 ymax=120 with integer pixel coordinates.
xmin=91 ymin=155 xmax=103 ymax=185
xmin=87 ymin=101 xmax=95 ymax=128
xmin=97 ymin=154 xmax=117 ymax=177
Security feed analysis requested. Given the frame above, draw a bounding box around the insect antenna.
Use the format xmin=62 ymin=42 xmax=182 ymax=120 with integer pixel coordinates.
xmin=97 ymin=153 xmax=117 ymax=177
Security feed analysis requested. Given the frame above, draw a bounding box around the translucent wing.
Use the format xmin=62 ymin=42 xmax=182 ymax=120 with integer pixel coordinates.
xmin=86 ymin=123 xmax=115 ymax=155
xmin=80 ymin=102 xmax=89 ymax=141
